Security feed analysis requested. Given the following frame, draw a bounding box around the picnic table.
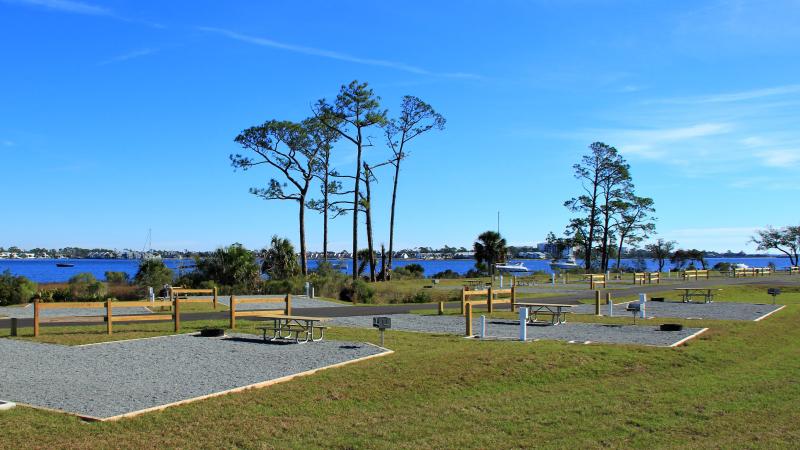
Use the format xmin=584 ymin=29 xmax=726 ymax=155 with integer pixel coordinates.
xmin=673 ymin=288 xmax=722 ymax=304
xmin=516 ymin=302 xmax=575 ymax=325
xmin=256 ymin=315 xmax=329 ymax=343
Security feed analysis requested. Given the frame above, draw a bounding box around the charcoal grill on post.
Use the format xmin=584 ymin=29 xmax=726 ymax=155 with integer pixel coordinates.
xmin=626 ymin=303 xmax=641 ymax=324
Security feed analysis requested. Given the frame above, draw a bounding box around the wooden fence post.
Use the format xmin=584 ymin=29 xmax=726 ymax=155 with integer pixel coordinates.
xmin=438 ymin=301 xmax=444 ymax=315
xmin=487 ymin=287 xmax=493 ymax=314
xmin=33 ymin=299 xmax=40 ymax=337
xmin=106 ymin=300 xmax=113 ymax=335
xmin=230 ymin=295 xmax=236 ymax=329
xmin=213 ymin=287 xmax=218 ymax=310
xmin=595 ymin=290 xmax=601 ymax=316
xmin=10 ymin=318 xmax=18 ymax=337
xmin=465 ymin=303 xmax=473 ymax=337
xmin=174 ymin=298 xmax=180 ymax=332
xmin=285 ymin=293 xmax=292 ymax=315
xmin=460 ymin=288 xmax=466 ymax=315
xmin=510 ymin=284 xmax=516 ymax=312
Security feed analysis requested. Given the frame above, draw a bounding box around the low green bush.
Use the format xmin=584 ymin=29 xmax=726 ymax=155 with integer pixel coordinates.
xmin=339 ymin=279 xmax=375 ymax=303
xmin=68 ymin=273 xmax=107 ymax=300
xmin=104 ymin=271 xmax=130 ymax=285
xmin=0 ymin=270 xmax=37 ymax=306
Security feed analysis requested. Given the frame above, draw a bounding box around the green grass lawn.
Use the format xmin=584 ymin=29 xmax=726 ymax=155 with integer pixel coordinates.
xmin=1 ymin=284 xmax=799 ymax=448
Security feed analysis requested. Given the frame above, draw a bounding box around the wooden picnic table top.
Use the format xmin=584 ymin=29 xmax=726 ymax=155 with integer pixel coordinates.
xmin=261 ymin=315 xmax=330 ymax=322
xmin=673 ymin=288 xmax=723 ymax=291
xmin=515 ymin=302 xmax=575 ymax=308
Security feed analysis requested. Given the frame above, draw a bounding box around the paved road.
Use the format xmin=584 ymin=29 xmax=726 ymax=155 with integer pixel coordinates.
xmin=3 ymin=276 xmax=797 ymax=331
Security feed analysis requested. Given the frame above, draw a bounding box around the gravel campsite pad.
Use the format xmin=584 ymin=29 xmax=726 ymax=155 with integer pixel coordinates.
xmin=217 ymin=295 xmax=349 ymax=310
xmin=0 ymin=334 xmax=388 ymax=420
xmin=572 ymin=301 xmax=784 ymax=321
xmin=0 ymin=304 xmax=151 ymax=319
xmin=329 ymin=314 xmax=704 ymax=347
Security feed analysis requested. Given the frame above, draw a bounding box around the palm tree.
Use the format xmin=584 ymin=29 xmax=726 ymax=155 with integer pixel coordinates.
xmin=473 ymin=231 xmax=507 ymax=277
xmin=261 ymin=236 xmax=299 ymax=280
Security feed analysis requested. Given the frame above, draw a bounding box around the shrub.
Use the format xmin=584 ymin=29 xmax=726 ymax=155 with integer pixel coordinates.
xmin=196 ymin=243 xmax=261 ymax=291
xmin=713 ymin=262 xmax=733 ymax=272
xmin=408 ymin=290 xmax=431 ymax=303
xmin=104 ymin=271 xmax=130 ymax=285
xmin=432 ymin=269 xmax=461 ymax=279
xmin=68 ymin=273 xmax=107 ymax=300
xmin=0 ymin=270 xmax=37 ymax=306
xmin=134 ymin=259 xmax=174 ymax=288
xmin=339 ymin=279 xmax=375 ymax=303
xmin=393 ymin=263 xmax=424 ymax=279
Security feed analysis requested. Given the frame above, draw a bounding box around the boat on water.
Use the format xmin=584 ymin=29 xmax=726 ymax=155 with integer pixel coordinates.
xmin=495 ymin=262 xmax=530 ymax=273
xmin=550 ymin=258 xmax=579 ymax=270
xmin=55 ymin=263 xmax=75 ymax=268
xmin=733 ymin=263 xmax=750 ymax=269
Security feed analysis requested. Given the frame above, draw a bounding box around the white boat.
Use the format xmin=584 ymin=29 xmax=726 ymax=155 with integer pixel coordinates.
xmin=733 ymin=263 xmax=749 ymax=270
xmin=550 ymin=259 xmax=580 ymax=270
xmin=495 ymin=262 xmax=530 ymax=273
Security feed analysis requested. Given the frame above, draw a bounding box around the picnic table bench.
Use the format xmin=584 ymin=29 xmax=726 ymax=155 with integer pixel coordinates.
xmin=516 ymin=302 xmax=575 ymax=325
xmin=674 ymin=288 xmax=722 ymax=304
xmin=256 ymin=315 xmax=329 ymax=343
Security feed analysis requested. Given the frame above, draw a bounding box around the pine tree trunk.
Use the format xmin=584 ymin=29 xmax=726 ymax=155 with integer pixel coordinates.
xmin=352 ymin=132 xmax=362 ymax=281
xmin=387 ymin=159 xmax=401 ymax=281
xmin=298 ymin=196 xmax=307 ymax=277
xmin=364 ymin=164 xmax=376 ymax=282
xmin=322 ymin=171 xmax=329 ymax=263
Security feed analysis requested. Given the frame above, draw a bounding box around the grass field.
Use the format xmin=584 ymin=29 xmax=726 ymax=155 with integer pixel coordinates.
xmin=1 ymin=284 xmax=799 ymax=448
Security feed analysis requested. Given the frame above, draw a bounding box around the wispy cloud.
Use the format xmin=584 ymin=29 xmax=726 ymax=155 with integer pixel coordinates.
xmin=97 ymin=48 xmax=158 ymax=66
xmin=1 ymin=140 xmax=14 ymax=147
xmin=3 ymin=0 xmax=165 ymax=28
xmin=653 ymin=84 xmax=800 ymax=105
xmin=2 ymin=0 xmax=110 ymax=15
xmin=592 ymin=123 xmax=733 ymax=159
xmin=197 ymin=26 xmax=480 ymax=79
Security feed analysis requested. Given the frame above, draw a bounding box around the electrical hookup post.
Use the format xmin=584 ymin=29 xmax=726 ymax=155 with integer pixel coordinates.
xmin=373 ymin=317 xmax=391 ymax=347
xmin=639 ymin=293 xmax=647 ymax=319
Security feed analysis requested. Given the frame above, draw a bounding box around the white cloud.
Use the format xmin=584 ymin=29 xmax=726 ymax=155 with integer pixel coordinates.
xmin=3 ymin=0 xmax=165 ymax=28
xmin=197 ymin=27 xmax=480 ymax=79
xmin=653 ymin=84 xmax=800 ymax=105
xmin=97 ymin=48 xmax=158 ymax=66
xmin=593 ymin=123 xmax=733 ymax=160
xmin=2 ymin=0 xmax=110 ymax=16
xmin=756 ymin=149 xmax=800 ymax=167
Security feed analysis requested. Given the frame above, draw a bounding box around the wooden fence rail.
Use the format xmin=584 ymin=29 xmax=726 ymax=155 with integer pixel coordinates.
xmin=169 ymin=287 xmax=218 ymax=309
xmin=229 ymin=295 xmax=291 ymax=329
xmin=682 ymin=269 xmax=709 ymax=281
xmin=34 ymin=299 xmax=178 ymax=337
xmin=584 ymin=274 xmax=606 ymax=290
xmin=459 ymin=286 xmax=516 ymax=315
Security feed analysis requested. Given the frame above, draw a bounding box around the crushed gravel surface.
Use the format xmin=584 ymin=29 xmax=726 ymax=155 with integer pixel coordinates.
xmin=0 ymin=334 xmax=386 ymax=419
xmin=572 ymin=301 xmax=783 ymax=321
xmin=328 ymin=314 xmax=703 ymax=347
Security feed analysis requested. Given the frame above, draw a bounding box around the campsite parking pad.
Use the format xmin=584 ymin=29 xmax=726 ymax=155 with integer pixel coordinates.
xmin=572 ymin=301 xmax=783 ymax=321
xmin=0 ymin=304 xmax=151 ymax=319
xmin=217 ymin=295 xmax=348 ymax=310
xmin=328 ymin=314 xmax=704 ymax=347
xmin=0 ymin=334 xmax=387 ymax=420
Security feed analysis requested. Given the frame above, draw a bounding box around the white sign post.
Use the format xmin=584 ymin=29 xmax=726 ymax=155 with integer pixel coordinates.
xmin=639 ymin=293 xmax=647 ymax=319
xmin=479 ymin=315 xmax=486 ymax=339
xmin=519 ymin=307 xmax=528 ymax=341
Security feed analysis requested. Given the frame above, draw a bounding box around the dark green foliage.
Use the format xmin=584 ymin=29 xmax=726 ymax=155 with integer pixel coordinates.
xmin=393 ymin=263 xmax=424 ymax=279
xmin=473 ymin=231 xmax=507 ymax=276
xmin=134 ymin=259 xmax=174 ymax=288
xmin=68 ymin=273 xmax=107 ymax=300
xmin=196 ymin=243 xmax=261 ymax=292
xmin=432 ymin=269 xmax=461 ymax=279
xmin=713 ymin=262 xmax=733 ymax=272
xmin=0 ymin=270 xmax=37 ymax=306
xmin=104 ymin=271 xmax=130 ymax=285
xmin=261 ymin=236 xmax=300 ymax=280
xmin=338 ymin=278 xmax=375 ymax=303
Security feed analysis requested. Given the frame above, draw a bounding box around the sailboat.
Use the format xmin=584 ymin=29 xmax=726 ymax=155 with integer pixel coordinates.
xmin=141 ymin=229 xmax=161 ymax=261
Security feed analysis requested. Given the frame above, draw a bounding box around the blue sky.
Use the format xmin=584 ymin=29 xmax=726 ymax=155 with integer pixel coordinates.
xmin=1 ymin=0 xmax=798 ymax=253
